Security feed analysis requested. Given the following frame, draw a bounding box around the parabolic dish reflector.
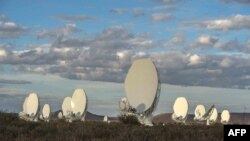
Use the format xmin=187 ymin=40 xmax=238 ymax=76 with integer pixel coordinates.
xmin=26 ymin=93 xmax=39 ymax=116
xmin=173 ymin=97 xmax=188 ymax=118
xmin=104 ymin=115 xmax=108 ymax=122
xmin=62 ymin=97 xmax=72 ymax=116
xmin=42 ymin=104 xmax=50 ymax=118
xmin=119 ymin=97 xmax=129 ymax=111
xmin=23 ymin=97 xmax=28 ymax=113
xmin=58 ymin=112 xmax=63 ymax=119
xmin=209 ymin=107 xmax=218 ymax=121
xmin=125 ymin=59 xmax=158 ymax=113
xmin=221 ymin=110 xmax=230 ymax=123
xmin=194 ymin=104 xmax=206 ymax=118
xmin=71 ymin=89 xmax=87 ymax=116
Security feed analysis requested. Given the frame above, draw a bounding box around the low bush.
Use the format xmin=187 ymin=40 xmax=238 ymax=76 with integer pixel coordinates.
xmin=0 ymin=112 xmax=223 ymax=141
xmin=118 ymin=114 xmax=140 ymax=125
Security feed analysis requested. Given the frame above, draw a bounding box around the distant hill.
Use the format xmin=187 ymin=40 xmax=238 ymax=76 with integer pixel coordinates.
xmin=51 ymin=110 xmax=118 ymax=121
xmin=153 ymin=113 xmax=250 ymax=124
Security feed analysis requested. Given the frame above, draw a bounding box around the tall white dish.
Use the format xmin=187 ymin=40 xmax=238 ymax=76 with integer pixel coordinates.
xmin=62 ymin=97 xmax=73 ymax=121
xmin=122 ymin=58 xmax=161 ymax=126
xmin=71 ymin=89 xmax=87 ymax=121
xmin=19 ymin=93 xmax=40 ymax=122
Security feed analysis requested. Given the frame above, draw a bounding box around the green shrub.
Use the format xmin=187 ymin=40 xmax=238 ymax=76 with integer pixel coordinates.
xmin=118 ymin=114 xmax=140 ymax=125
xmin=0 ymin=111 xmax=224 ymax=141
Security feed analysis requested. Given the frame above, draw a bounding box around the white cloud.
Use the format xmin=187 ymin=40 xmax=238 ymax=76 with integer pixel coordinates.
xmin=110 ymin=8 xmax=128 ymax=14
xmin=57 ymin=15 xmax=94 ymax=22
xmin=151 ymin=13 xmax=174 ymax=22
xmin=129 ymin=38 xmax=156 ymax=47
xmin=0 ymin=15 xmax=7 ymax=21
xmin=214 ymin=39 xmax=244 ymax=51
xmin=164 ymin=33 xmax=185 ymax=47
xmin=171 ymin=34 xmax=185 ymax=44
xmin=0 ymin=15 xmax=27 ymax=38
xmin=152 ymin=5 xmax=177 ymax=11
xmin=200 ymin=15 xmax=250 ymax=31
xmin=1 ymin=25 xmax=250 ymax=89
xmin=37 ymin=23 xmax=80 ymax=40
xmin=196 ymin=35 xmax=218 ymax=46
xmin=220 ymin=57 xmax=233 ymax=68
xmin=53 ymin=47 xmax=72 ymax=53
xmin=188 ymin=54 xmax=202 ymax=66
xmin=241 ymin=75 xmax=250 ymax=80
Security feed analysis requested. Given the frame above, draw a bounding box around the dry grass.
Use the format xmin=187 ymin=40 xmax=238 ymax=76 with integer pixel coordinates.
xmin=0 ymin=112 xmax=223 ymax=141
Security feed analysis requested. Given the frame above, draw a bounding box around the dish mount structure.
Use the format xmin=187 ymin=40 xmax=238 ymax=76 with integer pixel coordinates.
xmin=119 ymin=58 xmax=161 ymax=126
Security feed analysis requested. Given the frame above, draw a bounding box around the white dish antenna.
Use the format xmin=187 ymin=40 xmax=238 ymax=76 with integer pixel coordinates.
xmin=22 ymin=97 xmax=28 ymax=113
xmin=42 ymin=104 xmax=50 ymax=120
xmin=62 ymin=97 xmax=72 ymax=117
xmin=58 ymin=112 xmax=63 ymax=119
xmin=71 ymin=89 xmax=87 ymax=117
xmin=104 ymin=115 xmax=108 ymax=122
xmin=19 ymin=93 xmax=40 ymax=122
xmin=221 ymin=110 xmax=230 ymax=124
xmin=125 ymin=58 xmax=158 ymax=113
xmin=172 ymin=97 xmax=188 ymax=123
xmin=119 ymin=97 xmax=129 ymax=111
xmin=26 ymin=93 xmax=39 ymax=117
xmin=194 ymin=104 xmax=206 ymax=120
xmin=207 ymin=107 xmax=218 ymax=125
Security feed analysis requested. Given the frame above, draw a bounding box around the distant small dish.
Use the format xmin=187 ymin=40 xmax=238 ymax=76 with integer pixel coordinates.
xmin=221 ymin=110 xmax=230 ymax=124
xmin=171 ymin=97 xmax=188 ymax=123
xmin=194 ymin=104 xmax=206 ymax=121
xmin=41 ymin=104 xmax=50 ymax=122
xmin=207 ymin=107 xmax=218 ymax=125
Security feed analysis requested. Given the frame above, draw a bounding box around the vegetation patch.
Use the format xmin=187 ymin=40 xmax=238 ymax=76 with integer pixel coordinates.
xmin=0 ymin=112 xmax=223 ymax=141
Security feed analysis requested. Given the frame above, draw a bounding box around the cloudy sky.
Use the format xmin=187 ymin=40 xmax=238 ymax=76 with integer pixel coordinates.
xmin=0 ymin=0 xmax=250 ymax=116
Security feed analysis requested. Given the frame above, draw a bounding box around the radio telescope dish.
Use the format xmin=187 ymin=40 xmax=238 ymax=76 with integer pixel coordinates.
xmin=19 ymin=93 xmax=40 ymax=122
xmin=125 ymin=58 xmax=158 ymax=113
xmin=58 ymin=112 xmax=63 ymax=119
xmin=71 ymin=89 xmax=87 ymax=118
xmin=26 ymin=93 xmax=39 ymax=117
xmin=62 ymin=97 xmax=72 ymax=117
xmin=39 ymin=114 xmax=43 ymax=119
xmin=104 ymin=115 xmax=108 ymax=122
xmin=42 ymin=104 xmax=50 ymax=122
xmin=221 ymin=110 xmax=230 ymax=124
xmin=22 ymin=97 xmax=28 ymax=113
xmin=119 ymin=97 xmax=129 ymax=111
xmin=121 ymin=58 xmax=160 ymax=126
xmin=207 ymin=107 xmax=218 ymax=125
xmin=171 ymin=97 xmax=189 ymax=123
xmin=194 ymin=104 xmax=206 ymax=121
